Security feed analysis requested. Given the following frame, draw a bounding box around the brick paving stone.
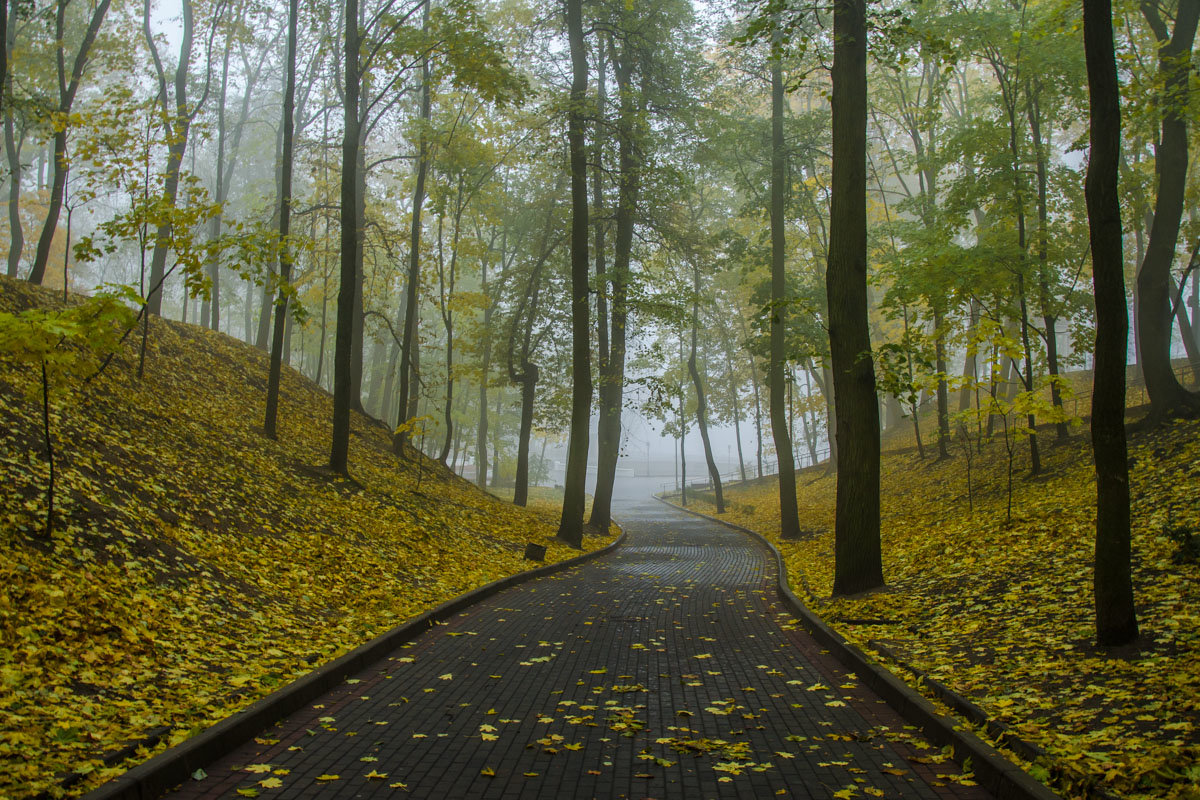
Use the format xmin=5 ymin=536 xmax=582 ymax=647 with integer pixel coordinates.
xmin=164 ymin=495 xmax=994 ymax=800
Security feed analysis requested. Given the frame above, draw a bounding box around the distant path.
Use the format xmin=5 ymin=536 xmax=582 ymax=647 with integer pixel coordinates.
xmin=166 ymin=496 xmax=990 ymax=799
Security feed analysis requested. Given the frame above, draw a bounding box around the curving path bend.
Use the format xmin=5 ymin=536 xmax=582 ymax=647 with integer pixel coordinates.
xmin=165 ymin=494 xmax=992 ymax=799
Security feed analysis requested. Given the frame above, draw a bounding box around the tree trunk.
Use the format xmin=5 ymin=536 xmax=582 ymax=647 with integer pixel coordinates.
xmin=933 ymin=307 xmax=950 ymax=457
xmin=143 ymin=0 xmax=196 ymax=314
xmin=960 ymin=299 xmax=980 ymax=412
xmin=29 ymin=0 xmax=112 ymax=285
xmin=329 ymin=0 xmax=362 ymax=475
xmin=4 ymin=102 xmax=22 ymax=279
xmin=349 ymin=117 xmax=367 ymax=408
xmin=690 ymin=265 xmax=724 ymax=512
xmin=827 ymin=0 xmax=883 ymax=595
xmin=264 ymin=0 xmax=298 ymax=440
xmin=27 ymin=0 xmax=111 ymax=285
xmin=769 ymin=49 xmax=802 ymax=540
xmin=513 ymin=362 xmax=538 ymax=507
xmin=739 ymin=315 xmax=764 ymax=478
xmin=723 ymin=333 xmax=747 ymax=482
xmin=1084 ymin=0 xmax=1138 ymax=647
xmin=395 ymin=8 xmax=431 ymax=454
xmin=477 ymin=271 xmax=491 ymax=488
xmin=556 ymin=0 xmax=591 ymax=549
xmin=201 ymin=43 xmax=230 ymax=331
xmin=590 ymin=33 xmax=639 ymax=534
xmin=1137 ymin=0 xmax=1200 ymax=420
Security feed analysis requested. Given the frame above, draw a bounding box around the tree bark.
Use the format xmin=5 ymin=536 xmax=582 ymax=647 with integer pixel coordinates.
xmin=264 ymin=0 xmax=298 ymax=440
xmin=557 ymin=0 xmax=591 ymax=549
xmin=590 ymin=35 xmax=640 ymax=534
xmin=513 ymin=361 xmax=538 ymax=506
xmin=4 ymin=107 xmax=22 ymax=279
xmin=329 ymin=0 xmax=362 ymax=475
xmin=689 ymin=267 xmax=724 ymax=512
xmin=1084 ymin=0 xmax=1138 ymax=646
xmin=827 ymin=0 xmax=883 ymax=595
xmin=1137 ymin=0 xmax=1200 ymax=420
xmin=142 ymin=0 xmax=196 ymax=315
xmin=27 ymin=0 xmax=112 ymax=285
xmin=395 ymin=5 xmax=432 ymax=454
xmin=769 ymin=48 xmax=801 ymax=539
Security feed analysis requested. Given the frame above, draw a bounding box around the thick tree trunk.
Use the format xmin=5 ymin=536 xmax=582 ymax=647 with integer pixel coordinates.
xmin=1137 ymin=0 xmax=1200 ymax=420
xmin=556 ymin=0 xmax=591 ymax=549
xmin=827 ymin=0 xmax=883 ymax=595
xmin=1084 ymin=0 xmax=1138 ymax=647
xmin=769 ymin=51 xmax=801 ymax=540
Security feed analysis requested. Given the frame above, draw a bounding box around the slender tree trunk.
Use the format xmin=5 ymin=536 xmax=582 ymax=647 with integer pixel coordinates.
xmin=201 ymin=43 xmax=230 ymax=330
xmin=689 ymin=265 xmax=724 ymax=512
xmin=513 ymin=362 xmax=538 ymax=507
xmin=723 ymin=333 xmax=747 ymax=482
xmin=265 ymin=0 xmax=298 ymax=440
xmin=557 ymin=0 xmax=591 ymax=549
xmin=1016 ymin=274 xmax=1042 ymax=474
xmin=4 ymin=0 xmax=22 ymax=280
xmin=770 ymin=49 xmax=801 ymax=539
xmin=738 ymin=315 xmax=764 ymax=478
xmin=329 ymin=0 xmax=362 ymax=475
xmin=477 ymin=263 xmax=491 ymax=488
xmin=28 ymin=0 xmax=112 ymax=285
xmin=827 ymin=0 xmax=882 ymax=595
xmin=1137 ymin=0 xmax=1200 ymax=420
xmin=932 ymin=307 xmax=950 ymax=457
xmin=4 ymin=105 xmax=22 ymax=279
xmin=349 ymin=115 xmax=367 ymax=408
xmin=438 ymin=188 xmax=465 ymax=465
xmin=1084 ymin=0 xmax=1138 ymax=646
xmin=143 ymin=0 xmax=196 ymax=314
xmin=396 ymin=5 xmax=431 ymax=454
xmin=960 ymin=299 xmax=980 ymax=412
xmin=590 ymin=34 xmax=639 ymax=534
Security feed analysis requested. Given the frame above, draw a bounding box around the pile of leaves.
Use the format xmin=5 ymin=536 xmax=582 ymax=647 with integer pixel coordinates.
xmin=673 ymin=415 xmax=1200 ymax=800
xmin=0 ymin=277 xmax=614 ymax=797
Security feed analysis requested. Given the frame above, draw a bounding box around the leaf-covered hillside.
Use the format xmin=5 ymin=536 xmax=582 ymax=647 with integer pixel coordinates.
xmin=671 ymin=417 xmax=1200 ymax=800
xmin=0 ymin=277 xmax=614 ymax=797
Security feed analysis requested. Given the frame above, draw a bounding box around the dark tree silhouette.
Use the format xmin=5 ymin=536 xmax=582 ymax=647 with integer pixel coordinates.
xmin=1084 ymin=0 xmax=1139 ymax=646
xmin=827 ymin=0 xmax=883 ymax=596
xmin=557 ymin=0 xmax=591 ymax=549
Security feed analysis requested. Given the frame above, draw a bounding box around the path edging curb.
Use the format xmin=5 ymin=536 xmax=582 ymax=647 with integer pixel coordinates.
xmin=82 ymin=529 xmax=625 ymax=800
xmin=654 ymin=496 xmax=1060 ymax=800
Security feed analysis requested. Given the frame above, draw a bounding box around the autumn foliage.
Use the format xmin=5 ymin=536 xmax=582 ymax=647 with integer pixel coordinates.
xmin=674 ymin=418 xmax=1200 ymax=800
xmin=0 ymin=277 xmax=613 ymax=796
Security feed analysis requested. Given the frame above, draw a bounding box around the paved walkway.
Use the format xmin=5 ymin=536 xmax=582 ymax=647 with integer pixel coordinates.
xmin=166 ymin=495 xmax=992 ymax=799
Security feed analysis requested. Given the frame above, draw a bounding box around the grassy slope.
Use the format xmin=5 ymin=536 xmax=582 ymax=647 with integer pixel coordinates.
xmin=0 ymin=277 xmax=615 ymax=797
xmin=673 ymin=409 xmax=1199 ymax=800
